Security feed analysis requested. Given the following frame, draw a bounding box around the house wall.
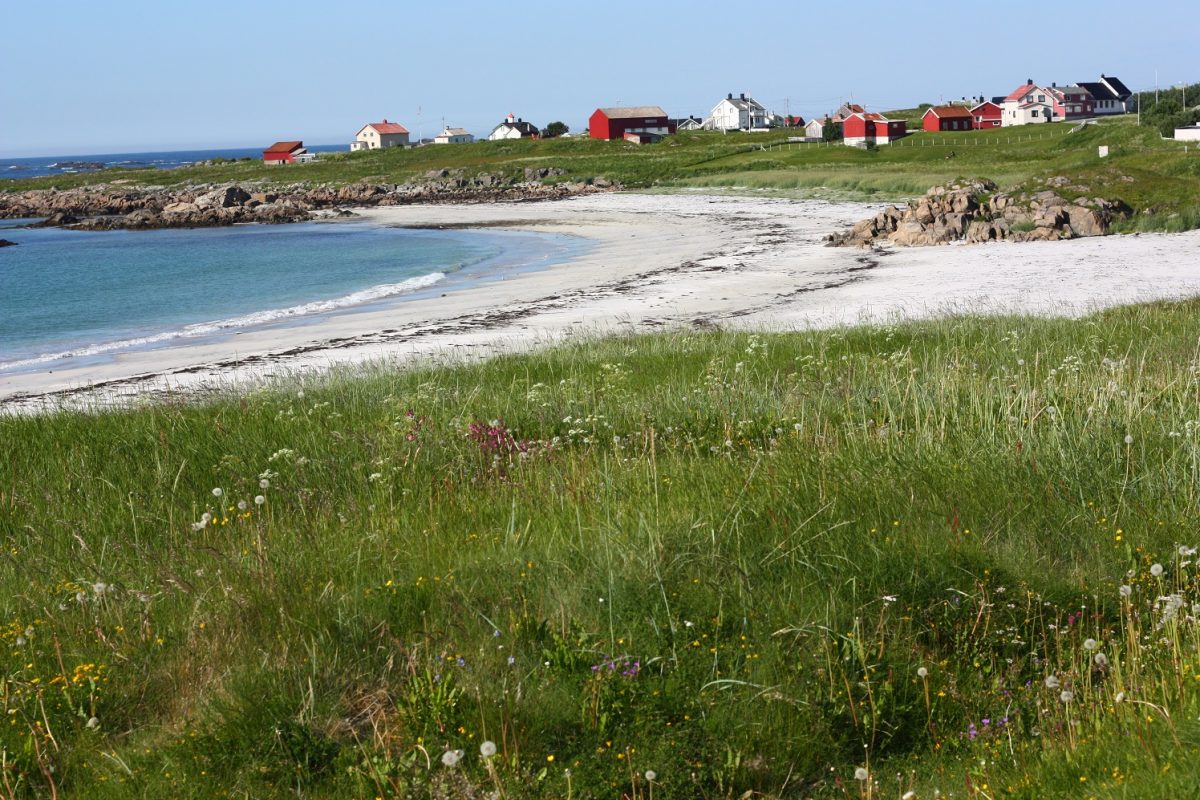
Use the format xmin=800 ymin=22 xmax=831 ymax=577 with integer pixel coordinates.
xmin=591 ymin=111 xmax=674 ymax=140
xmin=1176 ymin=127 xmax=1200 ymax=142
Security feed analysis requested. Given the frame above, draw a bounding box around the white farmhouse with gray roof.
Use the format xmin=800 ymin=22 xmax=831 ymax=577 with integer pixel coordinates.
xmin=706 ymin=93 xmax=770 ymax=131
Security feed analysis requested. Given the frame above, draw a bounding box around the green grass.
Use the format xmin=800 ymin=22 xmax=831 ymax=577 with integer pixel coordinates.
xmin=6 ymin=118 xmax=1199 ymax=229
xmin=6 ymin=301 xmax=1200 ymax=797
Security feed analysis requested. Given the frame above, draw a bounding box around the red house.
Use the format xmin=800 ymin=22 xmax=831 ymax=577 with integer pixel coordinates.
xmin=589 ymin=106 xmax=675 ymax=140
xmin=970 ymin=101 xmax=1002 ymax=129
xmin=843 ymin=112 xmax=906 ymax=146
xmin=921 ymin=105 xmax=974 ymax=132
xmin=263 ymin=141 xmax=307 ymax=164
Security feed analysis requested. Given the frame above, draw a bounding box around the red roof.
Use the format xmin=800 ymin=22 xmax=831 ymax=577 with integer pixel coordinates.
xmin=366 ymin=120 xmax=409 ymax=135
xmin=1004 ymin=82 xmax=1040 ymax=102
xmin=844 ymin=103 xmax=865 ymax=113
xmin=264 ymin=141 xmax=304 ymax=154
xmin=924 ymin=105 xmax=973 ymax=119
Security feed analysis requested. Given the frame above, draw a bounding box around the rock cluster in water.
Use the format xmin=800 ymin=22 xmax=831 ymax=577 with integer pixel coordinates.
xmin=0 ymin=169 xmax=613 ymax=230
xmin=828 ymin=178 xmax=1133 ymax=247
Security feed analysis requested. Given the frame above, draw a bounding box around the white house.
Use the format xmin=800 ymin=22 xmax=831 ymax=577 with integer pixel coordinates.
xmin=1001 ymin=81 xmax=1054 ymax=126
xmin=1077 ymin=75 xmax=1134 ymax=115
xmin=488 ymin=114 xmax=540 ymax=141
xmin=434 ymin=127 xmax=474 ymax=145
xmin=706 ymin=93 xmax=769 ymax=131
xmin=351 ymin=120 xmax=410 ymax=151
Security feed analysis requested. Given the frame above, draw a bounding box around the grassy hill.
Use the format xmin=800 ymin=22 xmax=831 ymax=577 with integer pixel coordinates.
xmin=5 ymin=117 xmax=1198 ymax=229
xmin=5 ymin=301 xmax=1200 ymax=797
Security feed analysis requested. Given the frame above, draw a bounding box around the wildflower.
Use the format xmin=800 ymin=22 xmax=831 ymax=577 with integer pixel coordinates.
xmin=1115 ymin=691 xmax=1125 ymax=704
xmin=259 ymin=478 xmax=270 ymax=489
xmin=917 ymin=667 xmax=929 ymax=678
xmin=903 ymin=793 xmax=916 ymax=800
xmin=1151 ymin=563 xmax=1164 ymax=577
xmin=1094 ymin=653 xmax=1109 ymax=668
xmin=506 ymin=655 xmax=516 ymax=666
xmin=254 ymin=495 xmax=266 ymax=505
xmin=212 ymin=487 xmax=223 ymax=498
xmin=480 ymin=741 xmax=497 ymax=758
xmin=441 ymin=750 xmax=463 ymax=767
xmin=85 ymin=716 xmax=100 ymax=730
xmin=1060 ymin=690 xmax=1074 ymax=704
xmin=1119 ymin=585 xmax=1132 ymax=598
xmin=854 ymin=767 xmax=870 ymax=781
xmin=1083 ymin=638 xmax=1098 ymax=650
xmin=1181 ymin=545 xmax=1197 ymax=557
xmin=645 ymin=770 xmax=657 ymax=782
xmin=1044 ymin=675 xmax=1060 ymax=689
xmin=14 ymin=636 xmax=25 ymax=647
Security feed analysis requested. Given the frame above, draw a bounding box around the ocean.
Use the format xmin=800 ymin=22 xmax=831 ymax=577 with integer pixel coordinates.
xmin=0 ymin=219 xmax=586 ymax=374
xmin=0 ymin=145 xmax=346 ymax=181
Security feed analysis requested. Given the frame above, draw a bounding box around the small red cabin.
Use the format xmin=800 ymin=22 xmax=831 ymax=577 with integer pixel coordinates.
xmin=589 ymin=106 xmax=675 ymax=140
xmin=970 ymin=101 xmax=1002 ymax=129
xmin=263 ymin=140 xmax=306 ymax=164
xmin=922 ymin=105 xmax=974 ymax=132
xmin=843 ymin=112 xmax=906 ymax=145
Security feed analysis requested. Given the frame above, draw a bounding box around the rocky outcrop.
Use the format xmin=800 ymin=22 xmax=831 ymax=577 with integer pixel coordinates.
xmin=1 ymin=171 xmax=614 ymax=231
xmin=828 ymin=179 xmax=1132 ymax=248
xmin=0 ymin=239 xmax=16 ymax=247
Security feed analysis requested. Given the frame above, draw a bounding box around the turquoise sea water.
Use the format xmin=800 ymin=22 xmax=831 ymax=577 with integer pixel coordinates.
xmin=0 ymin=220 xmax=585 ymax=374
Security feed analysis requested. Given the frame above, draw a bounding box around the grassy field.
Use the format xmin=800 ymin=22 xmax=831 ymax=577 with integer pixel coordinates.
xmin=6 ymin=301 xmax=1200 ymax=797
xmin=5 ymin=117 xmax=1198 ymax=228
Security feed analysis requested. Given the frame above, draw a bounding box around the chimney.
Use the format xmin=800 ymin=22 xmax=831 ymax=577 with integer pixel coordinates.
xmin=1027 ymin=78 xmax=1033 ymax=85
xmin=727 ymin=93 xmax=733 ymax=100
xmin=740 ymin=93 xmax=746 ymax=101
xmin=1052 ymin=81 xmax=1057 ymax=88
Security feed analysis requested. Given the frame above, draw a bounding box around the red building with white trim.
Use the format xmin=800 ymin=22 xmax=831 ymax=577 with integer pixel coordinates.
xmin=589 ymin=106 xmax=675 ymax=140
xmin=921 ymin=105 xmax=974 ymax=132
xmin=263 ymin=141 xmax=307 ymax=164
xmin=843 ymin=112 xmax=906 ymax=146
xmin=970 ymin=101 xmax=1002 ymax=129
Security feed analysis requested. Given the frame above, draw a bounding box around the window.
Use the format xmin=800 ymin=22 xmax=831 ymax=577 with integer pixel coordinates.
xmin=1032 ymin=110 xmax=1039 ymax=118
xmin=1037 ymin=94 xmax=1045 ymax=102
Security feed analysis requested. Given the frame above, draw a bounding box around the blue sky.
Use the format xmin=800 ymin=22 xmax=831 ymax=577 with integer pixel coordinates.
xmin=1 ymin=0 xmax=1194 ymax=156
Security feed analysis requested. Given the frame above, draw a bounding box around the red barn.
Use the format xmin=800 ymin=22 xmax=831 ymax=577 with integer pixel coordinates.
xmin=922 ymin=105 xmax=974 ymax=132
xmin=589 ymin=106 xmax=675 ymax=140
xmin=263 ymin=141 xmax=307 ymax=164
xmin=970 ymin=101 xmax=1002 ymax=129
xmin=843 ymin=112 xmax=906 ymax=146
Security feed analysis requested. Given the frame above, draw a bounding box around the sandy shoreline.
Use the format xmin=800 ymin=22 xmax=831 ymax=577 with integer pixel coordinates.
xmin=4 ymin=191 xmax=1200 ymax=411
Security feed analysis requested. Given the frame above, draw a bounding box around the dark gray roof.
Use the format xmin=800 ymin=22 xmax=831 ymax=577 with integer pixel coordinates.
xmin=1078 ymin=82 xmax=1118 ymax=101
xmin=599 ymin=106 xmax=668 ymax=119
xmin=1101 ymin=75 xmax=1132 ymax=99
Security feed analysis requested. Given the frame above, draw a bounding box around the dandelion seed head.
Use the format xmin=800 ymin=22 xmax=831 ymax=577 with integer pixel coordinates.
xmin=212 ymin=487 xmax=223 ymax=497
xmin=1119 ymin=585 xmax=1132 ymax=598
xmin=237 ymin=500 xmax=247 ymax=511
xmin=917 ymin=667 xmax=929 ymax=678
xmin=1151 ymin=563 xmax=1164 ymax=577
xmin=1044 ymin=675 xmax=1060 ymax=689
xmin=1083 ymin=638 xmax=1098 ymax=650
xmin=259 ymin=478 xmax=270 ymax=489
xmin=85 ymin=716 xmax=99 ymax=730
xmin=1060 ymin=690 xmax=1074 ymax=704
xmin=480 ymin=741 xmax=497 ymax=758
xmin=1094 ymin=653 xmax=1109 ymax=667
xmin=441 ymin=750 xmax=462 ymax=767
xmin=1124 ymin=434 xmax=1134 ymax=445
xmin=645 ymin=770 xmax=657 ymax=782
xmin=254 ymin=495 xmax=266 ymax=505
xmin=854 ymin=767 xmax=869 ymax=781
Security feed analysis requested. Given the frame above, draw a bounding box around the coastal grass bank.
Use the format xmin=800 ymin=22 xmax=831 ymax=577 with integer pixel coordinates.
xmin=4 ymin=301 xmax=1200 ymax=797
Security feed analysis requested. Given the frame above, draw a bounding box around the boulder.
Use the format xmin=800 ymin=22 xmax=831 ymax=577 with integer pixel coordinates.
xmin=195 ymin=186 xmax=251 ymax=209
xmin=0 ymin=239 xmax=17 ymax=247
xmin=162 ymin=201 xmax=199 ymax=214
xmin=1064 ymin=205 xmax=1107 ymax=237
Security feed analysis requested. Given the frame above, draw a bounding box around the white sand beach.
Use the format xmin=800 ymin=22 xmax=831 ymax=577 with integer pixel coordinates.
xmin=4 ymin=191 xmax=1200 ymax=410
